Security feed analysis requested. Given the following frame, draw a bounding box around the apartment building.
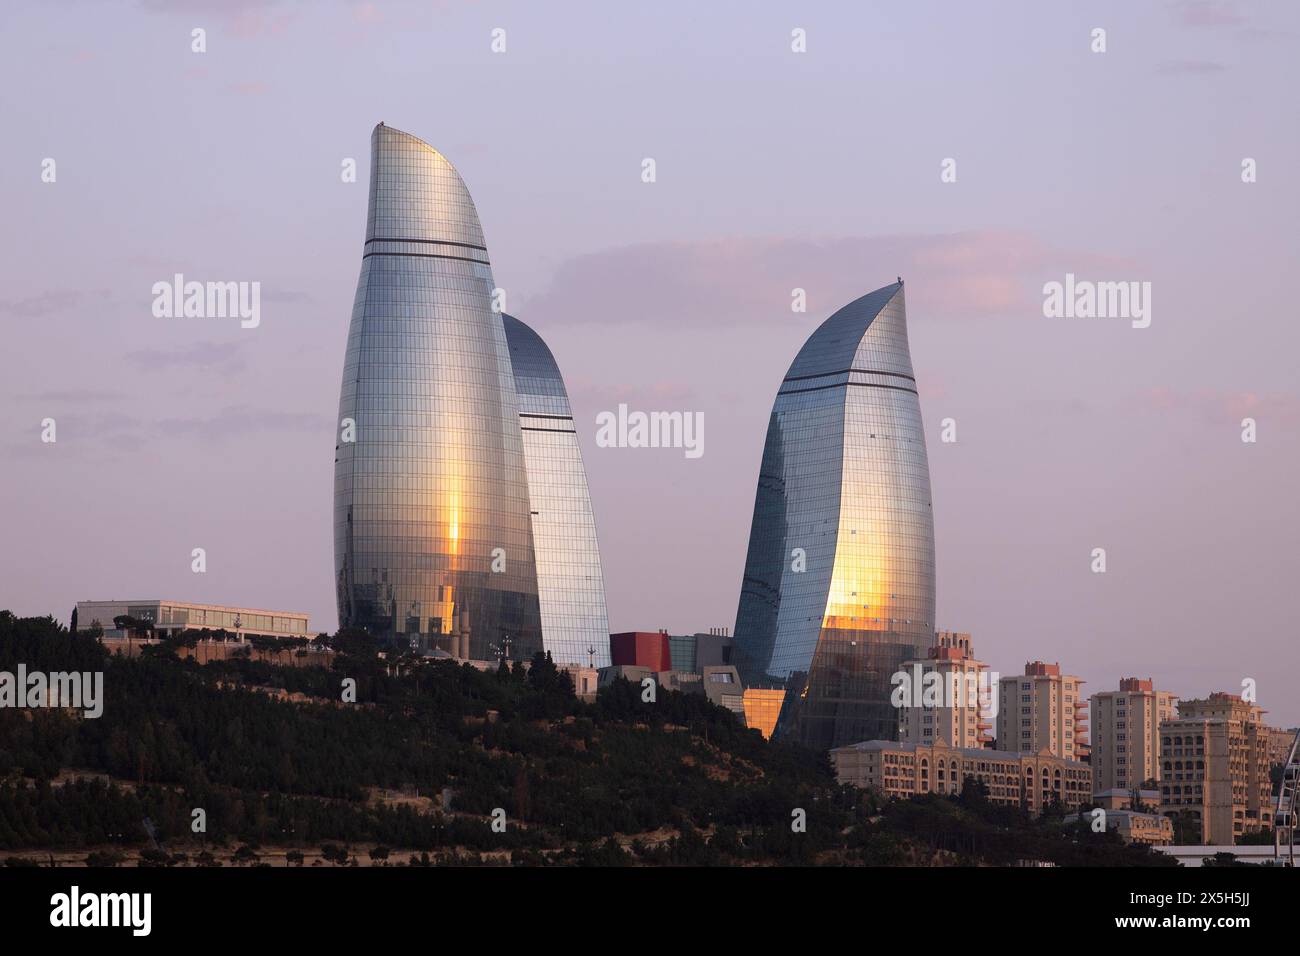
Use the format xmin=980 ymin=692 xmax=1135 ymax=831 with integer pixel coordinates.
xmin=1266 ymin=726 xmax=1299 ymax=769
xmin=997 ymin=661 xmax=1088 ymax=761
xmin=1090 ymin=678 xmax=1178 ymax=793
xmin=831 ymin=738 xmax=1093 ymax=815
xmin=1158 ymin=693 xmax=1273 ymax=845
xmin=898 ymin=631 xmax=994 ymax=749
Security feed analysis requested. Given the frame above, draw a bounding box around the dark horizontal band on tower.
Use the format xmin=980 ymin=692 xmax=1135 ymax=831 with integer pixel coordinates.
xmin=783 ymin=367 xmax=916 ymax=384
xmin=520 ymin=413 xmax=574 ymax=421
xmin=362 ymin=251 xmax=490 ymax=265
xmin=521 ymin=426 xmax=577 ymax=434
xmin=779 ymin=381 xmax=919 ymax=397
xmin=366 ymin=237 xmax=488 ymax=252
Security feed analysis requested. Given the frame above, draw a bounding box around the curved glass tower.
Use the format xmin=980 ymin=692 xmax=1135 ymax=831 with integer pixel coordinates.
xmin=732 ymin=281 xmax=936 ymax=750
xmin=502 ymin=314 xmax=611 ymax=667
xmin=334 ymin=123 xmax=542 ymax=659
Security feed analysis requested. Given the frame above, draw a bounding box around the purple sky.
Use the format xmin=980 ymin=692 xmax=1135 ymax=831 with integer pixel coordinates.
xmin=2 ymin=1 xmax=1297 ymax=726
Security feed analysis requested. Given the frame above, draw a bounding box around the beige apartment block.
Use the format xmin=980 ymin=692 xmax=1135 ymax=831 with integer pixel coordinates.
xmin=898 ymin=631 xmax=994 ymax=749
xmin=1266 ymin=726 xmax=1299 ymax=769
xmin=831 ymin=738 xmax=1092 ymax=815
xmin=997 ymin=661 xmax=1089 ymax=761
xmin=1158 ymin=693 xmax=1273 ymax=845
xmin=1090 ymin=678 xmax=1178 ymax=794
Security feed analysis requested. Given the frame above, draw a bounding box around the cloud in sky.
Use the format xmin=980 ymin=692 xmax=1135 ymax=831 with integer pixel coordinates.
xmin=0 ymin=291 xmax=94 ymax=318
xmin=10 ymin=404 xmax=327 ymax=453
xmin=124 ymin=341 xmax=248 ymax=372
xmin=155 ymin=405 xmax=330 ymax=441
xmin=21 ymin=389 xmax=125 ymax=404
xmin=136 ymin=0 xmax=298 ymax=42
xmin=522 ymin=231 xmax=1137 ymax=328
xmin=260 ymin=289 xmax=315 ymax=304
xmin=1156 ymin=59 xmax=1228 ymax=74
xmin=1138 ymin=387 xmax=1300 ymax=425
xmin=568 ymin=380 xmax=698 ymax=408
xmin=1172 ymin=1 xmax=1248 ymax=28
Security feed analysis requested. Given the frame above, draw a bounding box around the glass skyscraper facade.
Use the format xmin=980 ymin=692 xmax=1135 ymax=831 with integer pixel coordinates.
xmin=334 ymin=123 xmax=545 ymax=659
xmin=502 ymin=314 xmax=611 ymax=667
xmin=732 ymin=281 xmax=936 ymax=751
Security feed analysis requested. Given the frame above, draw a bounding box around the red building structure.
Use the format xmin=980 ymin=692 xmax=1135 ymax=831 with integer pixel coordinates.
xmin=609 ymin=631 xmax=672 ymax=671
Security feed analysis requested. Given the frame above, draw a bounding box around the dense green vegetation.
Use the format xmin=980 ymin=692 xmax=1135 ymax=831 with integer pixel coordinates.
xmin=0 ymin=611 xmax=1175 ymax=866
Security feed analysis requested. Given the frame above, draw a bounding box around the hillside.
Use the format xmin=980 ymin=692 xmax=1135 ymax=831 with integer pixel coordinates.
xmin=0 ymin=611 xmax=1175 ymax=867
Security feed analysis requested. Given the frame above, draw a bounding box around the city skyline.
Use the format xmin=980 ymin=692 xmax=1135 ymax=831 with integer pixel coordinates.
xmin=2 ymin=1 xmax=1298 ymax=727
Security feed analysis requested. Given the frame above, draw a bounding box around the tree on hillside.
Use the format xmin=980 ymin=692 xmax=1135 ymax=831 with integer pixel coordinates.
xmin=330 ymin=628 xmax=380 ymax=660
xmin=958 ymin=776 xmax=990 ymax=809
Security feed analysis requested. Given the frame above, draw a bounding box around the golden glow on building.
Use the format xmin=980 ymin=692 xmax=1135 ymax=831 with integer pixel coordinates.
xmin=732 ymin=282 xmax=936 ymax=750
xmin=333 ymin=123 xmax=544 ymax=656
xmin=743 ymin=688 xmax=786 ymax=739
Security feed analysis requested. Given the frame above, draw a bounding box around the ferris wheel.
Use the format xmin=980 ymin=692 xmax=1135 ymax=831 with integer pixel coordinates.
xmin=1275 ymin=728 xmax=1299 ymax=865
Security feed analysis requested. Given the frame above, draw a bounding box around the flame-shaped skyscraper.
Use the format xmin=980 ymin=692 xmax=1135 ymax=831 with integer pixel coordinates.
xmin=335 ymin=124 xmax=607 ymax=663
xmin=732 ymin=281 xmax=936 ymax=749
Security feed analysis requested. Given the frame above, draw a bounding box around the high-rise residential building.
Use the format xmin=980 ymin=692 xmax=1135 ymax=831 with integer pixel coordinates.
xmin=996 ymin=662 xmax=1088 ymax=761
xmin=334 ymin=124 xmax=606 ymax=664
xmin=1090 ymin=677 xmax=1178 ymax=794
xmin=898 ymin=631 xmax=994 ymax=749
xmin=732 ymin=281 xmax=936 ymax=751
xmin=830 ymin=739 xmax=1092 ymax=814
xmin=1159 ymin=692 xmax=1273 ymax=844
xmin=501 ymin=314 xmax=610 ymax=667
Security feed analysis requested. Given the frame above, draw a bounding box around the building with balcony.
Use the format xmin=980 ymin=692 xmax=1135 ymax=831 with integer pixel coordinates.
xmin=1090 ymin=677 xmax=1178 ymax=793
xmin=996 ymin=661 xmax=1088 ymax=761
xmin=898 ymin=631 xmax=994 ymax=749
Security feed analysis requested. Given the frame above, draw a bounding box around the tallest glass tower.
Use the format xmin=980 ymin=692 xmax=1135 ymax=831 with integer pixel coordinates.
xmin=334 ymin=123 xmax=543 ymax=659
xmin=732 ymin=281 xmax=936 ymax=751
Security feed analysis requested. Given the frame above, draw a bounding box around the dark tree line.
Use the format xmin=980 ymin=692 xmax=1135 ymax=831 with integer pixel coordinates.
xmin=0 ymin=611 xmax=1174 ymax=866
